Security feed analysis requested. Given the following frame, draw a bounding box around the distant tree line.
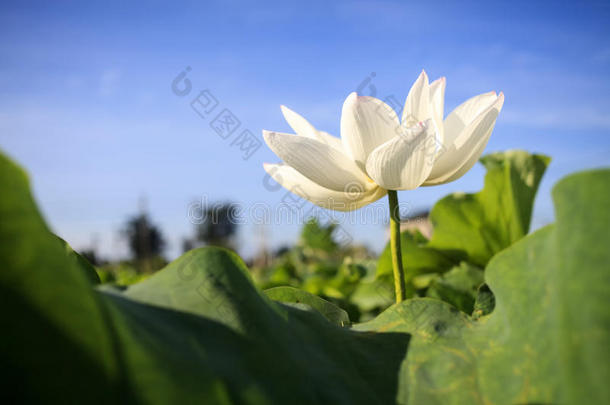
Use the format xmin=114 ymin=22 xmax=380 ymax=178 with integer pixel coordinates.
xmin=80 ymin=200 xmax=240 ymax=273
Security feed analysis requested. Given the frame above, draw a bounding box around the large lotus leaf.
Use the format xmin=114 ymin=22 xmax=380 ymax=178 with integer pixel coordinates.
xmin=356 ymin=168 xmax=610 ymax=404
xmin=116 ymin=248 xmax=410 ymax=404
xmin=100 ymin=251 xmax=411 ymax=404
xmin=0 ymin=153 xmax=127 ymax=402
xmin=552 ymin=169 xmax=610 ymax=404
xmin=0 ymin=151 xmax=409 ymax=404
xmin=427 ymin=150 xmax=550 ymax=266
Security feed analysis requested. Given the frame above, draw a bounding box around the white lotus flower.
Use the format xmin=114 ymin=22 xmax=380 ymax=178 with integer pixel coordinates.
xmin=263 ymin=70 xmax=504 ymax=211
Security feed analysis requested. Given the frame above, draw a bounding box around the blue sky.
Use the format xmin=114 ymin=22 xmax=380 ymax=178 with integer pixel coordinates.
xmin=1 ymin=0 xmax=609 ymax=260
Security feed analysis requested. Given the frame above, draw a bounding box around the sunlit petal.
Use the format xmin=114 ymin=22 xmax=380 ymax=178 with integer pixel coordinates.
xmin=425 ymin=93 xmax=504 ymax=185
xmin=429 ymin=77 xmax=446 ymax=143
xmin=443 ymin=91 xmax=498 ymax=147
xmin=340 ymin=92 xmax=400 ymax=170
xmin=317 ymin=130 xmax=344 ymax=152
xmin=280 ymin=105 xmax=318 ymax=139
xmin=264 ymin=163 xmax=386 ymax=211
xmin=402 ymin=70 xmax=431 ymax=126
xmin=263 ymin=130 xmax=375 ymax=192
xmin=365 ymin=120 xmax=437 ymax=190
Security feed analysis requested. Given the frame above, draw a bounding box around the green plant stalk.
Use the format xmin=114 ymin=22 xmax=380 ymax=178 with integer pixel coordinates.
xmin=388 ymin=190 xmax=407 ymax=303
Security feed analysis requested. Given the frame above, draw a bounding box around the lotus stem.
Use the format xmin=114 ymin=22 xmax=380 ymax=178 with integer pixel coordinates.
xmin=388 ymin=190 xmax=407 ymax=303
